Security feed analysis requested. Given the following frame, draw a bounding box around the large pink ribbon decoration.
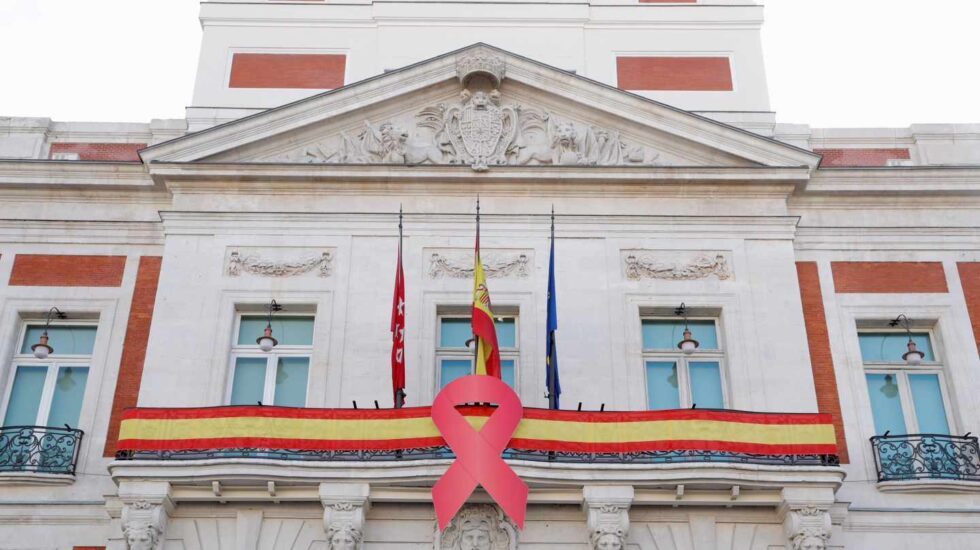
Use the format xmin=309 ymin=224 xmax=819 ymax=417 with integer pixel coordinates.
xmin=431 ymin=375 xmax=528 ymax=530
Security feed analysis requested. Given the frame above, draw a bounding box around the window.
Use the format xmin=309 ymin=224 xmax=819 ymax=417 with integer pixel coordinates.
xmin=2 ymin=324 xmax=95 ymax=429
xmin=437 ymin=315 xmax=517 ymax=390
xmin=642 ymin=318 xmax=725 ymax=410
xmin=228 ymin=315 xmax=313 ymax=407
xmin=860 ymin=329 xmax=951 ymax=436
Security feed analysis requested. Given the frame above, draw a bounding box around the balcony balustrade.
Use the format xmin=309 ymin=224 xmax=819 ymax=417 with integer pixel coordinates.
xmin=871 ymin=434 xmax=980 ymax=482
xmin=0 ymin=425 xmax=84 ymax=475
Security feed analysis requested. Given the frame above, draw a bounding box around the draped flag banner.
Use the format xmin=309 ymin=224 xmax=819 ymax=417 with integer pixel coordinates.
xmin=472 ymin=203 xmax=501 ymax=378
xmin=117 ymin=407 xmax=838 ymax=457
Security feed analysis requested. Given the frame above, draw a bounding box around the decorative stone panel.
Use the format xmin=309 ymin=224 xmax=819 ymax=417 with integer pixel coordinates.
xmin=225 ymin=247 xmax=334 ymax=278
xmin=320 ymin=483 xmax=370 ymax=550
xmin=583 ymin=485 xmax=634 ymax=550
xmin=435 ymin=504 xmax=518 ymax=550
xmin=427 ymin=248 xmax=532 ymax=280
xmin=622 ymin=250 xmax=732 ymax=281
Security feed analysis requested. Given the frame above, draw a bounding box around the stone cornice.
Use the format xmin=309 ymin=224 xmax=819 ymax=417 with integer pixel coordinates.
xmin=0 ymin=160 xmax=157 ymax=190
xmin=805 ymin=166 xmax=980 ymax=195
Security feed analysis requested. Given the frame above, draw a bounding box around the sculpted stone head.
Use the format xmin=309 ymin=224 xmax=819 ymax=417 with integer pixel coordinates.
xmin=459 ymin=516 xmax=493 ymax=550
xmin=327 ymin=523 xmax=362 ymax=550
xmin=124 ymin=523 xmax=159 ymax=550
xmin=591 ymin=527 xmax=624 ymax=550
xmin=792 ymin=530 xmax=828 ymax=550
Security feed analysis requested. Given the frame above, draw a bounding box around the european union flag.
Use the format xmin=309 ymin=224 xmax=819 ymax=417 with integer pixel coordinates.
xmin=546 ymin=211 xmax=561 ymax=409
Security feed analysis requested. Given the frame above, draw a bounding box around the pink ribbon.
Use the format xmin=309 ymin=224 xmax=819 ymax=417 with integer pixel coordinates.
xmin=431 ymin=375 xmax=528 ymax=530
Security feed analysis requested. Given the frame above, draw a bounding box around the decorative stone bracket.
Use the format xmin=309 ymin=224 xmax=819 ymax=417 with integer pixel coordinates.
xmin=779 ymin=488 xmax=836 ymax=550
xmin=320 ymin=483 xmax=371 ymax=550
xmin=583 ymin=485 xmax=634 ymax=550
xmin=118 ymin=481 xmax=174 ymax=550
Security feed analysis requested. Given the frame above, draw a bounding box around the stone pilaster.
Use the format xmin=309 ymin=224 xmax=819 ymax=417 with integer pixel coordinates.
xmin=582 ymin=485 xmax=634 ymax=550
xmin=320 ymin=482 xmax=371 ymax=550
xmin=117 ymin=481 xmax=174 ymax=550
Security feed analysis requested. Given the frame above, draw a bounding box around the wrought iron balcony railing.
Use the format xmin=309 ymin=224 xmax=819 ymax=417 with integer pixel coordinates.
xmin=871 ymin=434 xmax=980 ymax=482
xmin=0 ymin=425 xmax=84 ymax=475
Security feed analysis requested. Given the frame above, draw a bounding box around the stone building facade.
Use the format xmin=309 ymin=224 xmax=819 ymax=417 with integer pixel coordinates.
xmin=0 ymin=1 xmax=978 ymax=549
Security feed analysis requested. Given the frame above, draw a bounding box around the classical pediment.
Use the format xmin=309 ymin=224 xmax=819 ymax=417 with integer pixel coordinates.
xmin=141 ymin=44 xmax=819 ymax=171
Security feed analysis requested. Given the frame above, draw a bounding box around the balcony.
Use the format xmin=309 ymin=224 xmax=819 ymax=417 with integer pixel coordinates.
xmin=0 ymin=425 xmax=84 ymax=476
xmin=871 ymin=434 xmax=980 ymax=484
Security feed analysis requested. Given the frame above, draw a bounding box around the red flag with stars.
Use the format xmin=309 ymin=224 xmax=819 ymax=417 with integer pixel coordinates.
xmin=391 ymin=211 xmax=406 ymax=407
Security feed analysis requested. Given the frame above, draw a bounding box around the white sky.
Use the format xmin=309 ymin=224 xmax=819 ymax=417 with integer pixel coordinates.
xmin=1 ymin=0 xmax=978 ymax=127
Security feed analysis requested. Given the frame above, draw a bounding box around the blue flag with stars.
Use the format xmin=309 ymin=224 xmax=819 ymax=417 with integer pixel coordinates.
xmin=546 ymin=213 xmax=561 ymax=409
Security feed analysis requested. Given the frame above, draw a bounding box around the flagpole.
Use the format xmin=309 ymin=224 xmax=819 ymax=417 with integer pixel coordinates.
xmin=546 ymin=205 xmax=560 ymax=410
xmin=395 ymin=206 xmax=406 ymax=408
xmin=471 ymin=196 xmax=480 ymax=370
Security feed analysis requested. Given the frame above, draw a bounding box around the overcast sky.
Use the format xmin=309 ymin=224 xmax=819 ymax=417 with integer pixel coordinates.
xmin=1 ymin=0 xmax=978 ymax=127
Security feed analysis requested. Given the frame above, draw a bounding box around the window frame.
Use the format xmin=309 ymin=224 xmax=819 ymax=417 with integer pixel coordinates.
xmin=225 ymin=312 xmax=314 ymax=407
xmin=1 ymin=321 xmax=96 ymax=428
xmin=859 ymin=326 xmax=955 ymax=435
xmin=435 ymin=313 xmax=519 ymax=390
xmin=640 ymin=316 xmax=728 ymax=410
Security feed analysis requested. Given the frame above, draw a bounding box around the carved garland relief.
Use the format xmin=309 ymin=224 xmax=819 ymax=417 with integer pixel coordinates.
xmin=623 ymin=251 xmax=732 ymax=281
xmin=427 ymin=250 xmax=532 ymax=279
xmin=226 ymin=249 xmax=334 ymax=278
xmin=270 ymin=53 xmax=661 ymax=171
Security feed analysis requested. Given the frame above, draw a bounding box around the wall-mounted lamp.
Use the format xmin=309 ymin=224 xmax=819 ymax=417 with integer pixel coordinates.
xmin=675 ymin=303 xmax=699 ymax=355
xmin=31 ymin=307 xmax=67 ymax=359
xmin=889 ymin=314 xmax=925 ymax=365
xmin=256 ymin=300 xmax=283 ymax=352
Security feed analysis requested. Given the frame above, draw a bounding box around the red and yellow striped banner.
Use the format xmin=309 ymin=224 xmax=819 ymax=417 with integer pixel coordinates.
xmin=117 ymin=406 xmax=837 ymax=456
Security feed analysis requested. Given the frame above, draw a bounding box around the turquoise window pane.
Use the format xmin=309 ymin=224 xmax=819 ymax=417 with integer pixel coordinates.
xmin=238 ymin=316 xmax=314 ymax=346
xmin=646 ymin=361 xmax=680 ymax=410
xmin=501 ymin=359 xmax=516 ymax=389
xmin=497 ymin=319 xmax=516 ymax=349
xmin=859 ymin=332 xmax=934 ymax=362
xmin=274 ymin=357 xmax=309 ymax=407
xmin=21 ymin=325 xmax=97 ymax=355
xmin=689 ymin=362 xmax=724 ymax=409
xmin=3 ymin=367 xmax=47 ymax=426
xmin=46 ymin=367 xmax=89 ymax=428
xmin=230 ymin=357 xmax=267 ymax=405
xmin=909 ymin=374 xmax=949 ymax=435
xmin=440 ymin=319 xmax=472 ymax=348
xmin=441 ymin=359 xmax=472 ymax=388
xmin=866 ymin=373 xmax=907 ymax=435
xmin=642 ymin=320 xmax=718 ymax=350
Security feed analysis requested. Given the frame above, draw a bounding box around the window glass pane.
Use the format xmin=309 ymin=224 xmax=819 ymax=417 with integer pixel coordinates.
xmin=865 ymin=373 xmax=908 ymax=435
xmin=909 ymin=374 xmax=950 ymax=435
xmin=21 ymin=325 xmax=97 ymax=355
xmin=646 ymin=361 xmax=681 ymax=410
xmin=497 ymin=318 xmax=517 ymax=349
xmin=501 ymin=359 xmax=516 ymax=389
xmin=689 ymin=362 xmax=724 ymax=409
xmin=859 ymin=332 xmax=934 ymax=362
xmin=439 ymin=318 xmax=472 ymax=348
xmin=441 ymin=359 xmax=472 ymax=389
xmin=230 ymin=357 xmax=267 ymax=405
xmin=642 ymin=320 xmax=718 ymax=350
xmin=46 ymin=367 xmax=89 ymax=428
xmin=274 ymin=357 xmax=309 ymax=407
xmin=3 ymin=367 xmax=47 ymax=426
xmin=238 ymin=316 xmax=314 ymax=346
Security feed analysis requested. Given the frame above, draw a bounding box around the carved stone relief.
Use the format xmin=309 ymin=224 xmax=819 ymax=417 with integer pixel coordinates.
xmin=583 ymin=486 xmax=633 ymax=550
xmin=321 ymin=484 xmax=370 ymax=550
xmin=784 ymin=506 xmax=832 ymax=550
xmin=226 ymin=248 xmax=334 ymax=278
xmin=436 ymin=504 xmax=517 ymax=550
xmin=121 ymin=499 xmax=168 ymax=550
xmin=267 ymin=53 xmax=662 ymax=171
xmin=427 ymin=249 xmax=531 ymax=279
xmin=622 ymin=251 xmax=732 ymax=281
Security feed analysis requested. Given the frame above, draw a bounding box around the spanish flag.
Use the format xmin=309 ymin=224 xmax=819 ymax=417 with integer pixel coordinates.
xmin=472 ymin=202 xmax=501 ymax=378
